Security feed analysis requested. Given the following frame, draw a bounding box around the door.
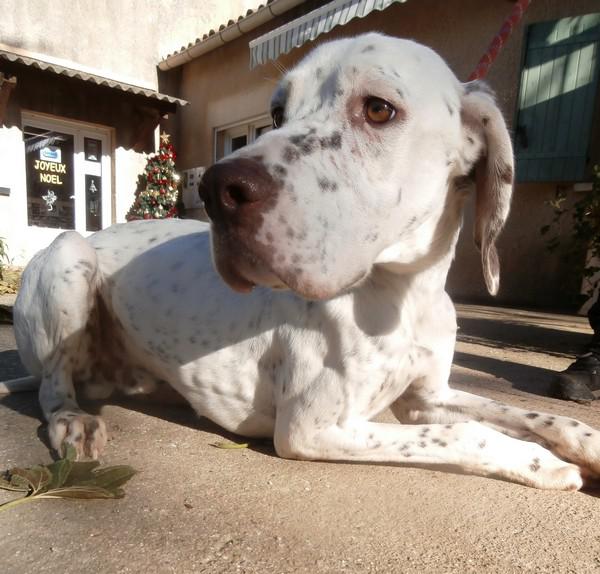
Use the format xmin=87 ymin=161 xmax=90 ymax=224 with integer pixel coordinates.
xmin=514 ymin=14 xmax=600 ymax=182
xmin=22 ymin=113 xmax=112 ymax=241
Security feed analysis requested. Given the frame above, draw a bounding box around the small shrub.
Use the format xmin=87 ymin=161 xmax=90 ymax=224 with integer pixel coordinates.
xmin=0 ymin=236 xmax=8 ymax=281
xmin=541 ymin=166 xmax=600 ymax=299
xmin=0 ymin=237 xmax=20 ymax=295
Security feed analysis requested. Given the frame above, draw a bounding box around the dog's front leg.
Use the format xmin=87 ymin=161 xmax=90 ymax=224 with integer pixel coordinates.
xmin=39 ymin=363 xmax=107 ymax=460
xmin=14 ymin=230 xmax=108 ymax=460
xmin=274 ymin=408 xmax=583 ymax=490
xmin=395 ymin=387 xmax=600 ymax=483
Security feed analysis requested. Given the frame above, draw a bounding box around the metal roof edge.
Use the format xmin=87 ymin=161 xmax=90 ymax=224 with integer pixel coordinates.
xmin=0 ymin=42 xmax=155 ymax=91
xmin=0 ymin=45 xmax=188 ymax=106
xmin=158 ymin=0 xmax=306 ymax=70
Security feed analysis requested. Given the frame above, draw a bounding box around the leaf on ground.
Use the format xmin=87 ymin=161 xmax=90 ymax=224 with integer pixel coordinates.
xmin=11 ymin=466 xmax=52 ymax=493
xmin=0 ymin=446 xmax=137 ymax=512
xmin=62 ymin=460 xmax=101 ymax=486
xmin=46 ymin=458 xmax=73 ymax=489
xmin=0 ymin=473 xmax=31 ymax=493
xmin=36 ymin=485 xmax=125 ymax=500
xmin=211 ymin=441 xmax=250 ymax=449
xmin=63 ymin=443 xmax=78 ymax=462
xmin=77 ymin=466 xmax=137 ymax=490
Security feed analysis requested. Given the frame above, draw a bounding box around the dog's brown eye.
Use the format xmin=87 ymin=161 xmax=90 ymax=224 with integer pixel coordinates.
xmin=272 ymin=107 xmax=284 ymax=129
xmin=365 ymin=97 xmax=396 ymax=124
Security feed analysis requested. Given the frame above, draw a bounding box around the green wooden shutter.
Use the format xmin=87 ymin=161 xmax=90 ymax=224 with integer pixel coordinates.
xmin=515 ymin=14 xmax=600 ymax=182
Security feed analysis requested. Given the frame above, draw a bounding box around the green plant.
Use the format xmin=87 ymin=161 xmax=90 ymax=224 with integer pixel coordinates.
xmin=0 ymin=236 xmax=9 ymax=281
xmin=541 ymin=165 xmax=600 ymax=297
xmin=0 ymin=444 xmax=136 ymax=512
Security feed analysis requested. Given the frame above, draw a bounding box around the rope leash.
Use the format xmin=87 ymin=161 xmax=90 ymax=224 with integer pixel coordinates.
xmin=469 ymin=0 xmax=533 ymax=81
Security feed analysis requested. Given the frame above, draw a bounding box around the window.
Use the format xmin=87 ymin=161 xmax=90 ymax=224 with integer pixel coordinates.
xmin=22 ymin=114 xmax=112 ymax=233
xmin=215 ymin=117 xmax=272 ymax=161
xmin=24 ymin=126 xmax=75 ymax=229
xmin=515 ymin=14 xmax=600 ymax=182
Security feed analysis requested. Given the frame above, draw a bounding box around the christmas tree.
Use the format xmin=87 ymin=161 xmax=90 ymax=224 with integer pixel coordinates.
xmin=126 ymin=133 xmax=181 ymax=220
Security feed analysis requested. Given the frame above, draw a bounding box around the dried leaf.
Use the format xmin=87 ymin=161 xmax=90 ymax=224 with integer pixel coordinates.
xmin=211 ymin=441 xmax=250 ymax=449
xmin=77 ymin=466 xmax=137 ymax=490
xmin=62 ymin=461 xmax=101 ymax=486
xmin=36 ymin=486 xmax=125 ymax=500
xmin=0 ymin=448 xmax=137 ymax=512
xmin=0 ymin=473 xmax=29 ymax=492
xmin=11 ymin=466 xmax=52 ymax=493
xmin=63 ymin=443 xmax=78 ymax=462
xmin=46 ymin=458 xmax=73 ymax=489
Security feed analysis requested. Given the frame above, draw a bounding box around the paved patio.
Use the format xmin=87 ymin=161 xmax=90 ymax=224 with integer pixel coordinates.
xmin=1 ymin=302 xmax=600 ymax=573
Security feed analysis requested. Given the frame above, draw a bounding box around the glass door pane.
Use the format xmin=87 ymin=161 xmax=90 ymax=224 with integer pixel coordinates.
xmin=24 ymin=125 xmax=75 ymax=229
xmin=230 ymin=134 xmax=247 ymax=152
xmin=84 ymin=137 xmax=102 ymax=231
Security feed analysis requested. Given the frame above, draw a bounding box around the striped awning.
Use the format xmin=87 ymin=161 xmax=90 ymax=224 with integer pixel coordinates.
xmin=249 ymin=0 xmax=408 ymax=68
xmin=0 ymin=45 xmax=187 ymax=107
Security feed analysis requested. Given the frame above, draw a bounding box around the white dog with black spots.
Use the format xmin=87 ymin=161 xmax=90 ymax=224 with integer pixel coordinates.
xmin=13 ymin=33 xmax=600 ymax=489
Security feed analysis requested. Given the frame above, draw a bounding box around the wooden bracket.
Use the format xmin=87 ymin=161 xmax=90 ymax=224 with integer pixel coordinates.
xmin=0 ymin=73 xmax=17 ymax=124
xmin=132 ymin=107 xmax=161 ymax=153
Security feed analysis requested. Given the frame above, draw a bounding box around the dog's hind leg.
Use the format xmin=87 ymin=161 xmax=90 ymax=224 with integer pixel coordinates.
xmin=14 ymin=231 xmax=107 ymax=459
xmin=394 ymin=385 xmax=600 ymax=484
xmin=274 ymin=405 xmax=583 ymax=490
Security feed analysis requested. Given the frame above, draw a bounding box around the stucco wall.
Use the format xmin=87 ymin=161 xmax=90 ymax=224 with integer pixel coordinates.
xmin=0 ymin=0 xmax=263 ymax=88
xmin=174 ymin=0 xmax=599 ymax=309
xmin=0 ymin=1 xmax=265 ymax=264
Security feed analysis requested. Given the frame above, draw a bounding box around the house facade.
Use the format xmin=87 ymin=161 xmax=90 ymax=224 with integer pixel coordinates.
xmin=0 ymin=0 xmax=260 ymax=264
xmin=163 ymin=0 xmax=600 ymax=308
xmin=1 ymin=0 xmax=599 ymax=309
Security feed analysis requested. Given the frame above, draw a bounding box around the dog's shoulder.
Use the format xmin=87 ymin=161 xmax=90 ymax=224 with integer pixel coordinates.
xmin=88 ymin=218 xmax=210 ymax=276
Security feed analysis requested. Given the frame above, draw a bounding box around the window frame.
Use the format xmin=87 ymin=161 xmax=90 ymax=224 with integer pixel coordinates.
xmin=21 ymin=111 xmax=113 ymax=233
xmin=214 ymin=114 xmax=272 ymax=162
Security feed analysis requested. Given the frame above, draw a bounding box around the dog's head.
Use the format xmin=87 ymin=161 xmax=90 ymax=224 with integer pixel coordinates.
xmin=199 ymin=33 xmax=513 ymax=299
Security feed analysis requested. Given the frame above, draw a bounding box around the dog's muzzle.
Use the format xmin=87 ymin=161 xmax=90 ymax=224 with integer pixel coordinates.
xmin=198 ymin=158 xmax=283 ymax=293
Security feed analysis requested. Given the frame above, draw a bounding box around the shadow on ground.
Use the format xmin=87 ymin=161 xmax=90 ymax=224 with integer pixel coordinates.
xmin=452 ymin=351 xmax=557 ymax=397
xmin=456 ymin=316 xmax=589 ymax=357
xmin=0 ymin=350 xmax=28 ymax=379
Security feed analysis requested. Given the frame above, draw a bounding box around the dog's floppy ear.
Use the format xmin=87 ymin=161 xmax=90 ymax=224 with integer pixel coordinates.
xmin=458 ymin=81 xmax=514 ymax=296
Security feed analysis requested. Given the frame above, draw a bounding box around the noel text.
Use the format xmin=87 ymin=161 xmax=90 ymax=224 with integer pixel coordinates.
xmin=34 ymin=159 xmax=67 ymax=185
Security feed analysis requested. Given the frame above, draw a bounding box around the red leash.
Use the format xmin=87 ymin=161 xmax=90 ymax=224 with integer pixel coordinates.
xmin=468 ymin=0 xmax=533 ymax=81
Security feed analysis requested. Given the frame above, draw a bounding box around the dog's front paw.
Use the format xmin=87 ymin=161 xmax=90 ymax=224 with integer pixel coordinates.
xmin=48 ymin=410 xmax=108 ymax=459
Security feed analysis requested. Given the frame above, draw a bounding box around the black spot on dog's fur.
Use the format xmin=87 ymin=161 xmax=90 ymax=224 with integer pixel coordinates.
xmin=498 ymin=161 xmax=514 ymax=185
xmin=320 ymin=132 xmax=342 ymax=150
xmin=283 ymin=146 xmax=300 ymax=163
xmin=273 ymin=164 xmax=287 ymax=178
xmin=318 ymin=178 xmax=338 ymax=192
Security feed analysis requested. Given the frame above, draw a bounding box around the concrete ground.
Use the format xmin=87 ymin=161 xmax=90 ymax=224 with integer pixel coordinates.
xmin=2 ymin=301 xmax=600 ymax=573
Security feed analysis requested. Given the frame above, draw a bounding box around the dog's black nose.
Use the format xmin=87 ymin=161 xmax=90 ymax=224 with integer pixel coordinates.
xmin=199 ymin=158 xmax=277 ymax=222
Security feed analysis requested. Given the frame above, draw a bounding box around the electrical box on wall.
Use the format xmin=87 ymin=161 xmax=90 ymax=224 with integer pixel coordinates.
xmin=181 ymin=167 xmax=205 ymax=209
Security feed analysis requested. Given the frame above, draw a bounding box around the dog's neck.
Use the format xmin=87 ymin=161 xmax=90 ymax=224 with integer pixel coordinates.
xmin=374 ymin=187 xmax=467 ymax=282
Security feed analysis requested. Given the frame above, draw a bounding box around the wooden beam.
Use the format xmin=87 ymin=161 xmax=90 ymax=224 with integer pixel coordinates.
xmin=132 ymin=106 xmax=161 ymax=153
xmin=0 ymin=73 xmax=17 ymax=124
